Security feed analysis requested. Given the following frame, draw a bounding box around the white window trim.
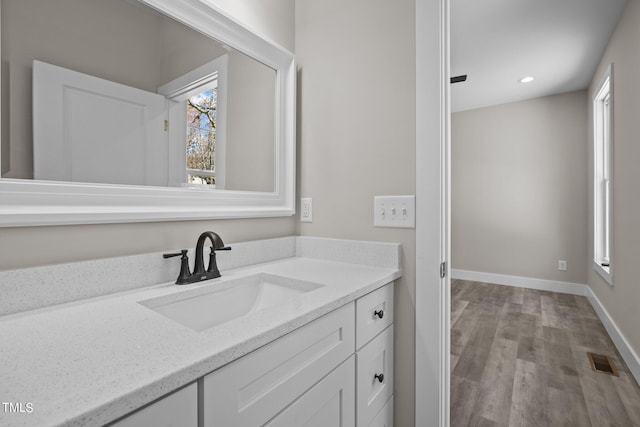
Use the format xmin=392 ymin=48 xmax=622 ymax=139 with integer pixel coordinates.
xmin=158 ymin=55 xmax=228 ymax=189
xmin=593 ymin=63 xmax=614 ymax=286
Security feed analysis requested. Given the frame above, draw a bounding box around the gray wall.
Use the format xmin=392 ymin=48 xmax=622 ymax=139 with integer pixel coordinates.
xmin=452 ymin=91 xmax=589 ymax=284
xmin=295 ymin=0 xmax=416 ymax=425
xmin=0 ymin=0 xmax=296 ymax=271
xmin=225 ymin=52 xmax=275 ymax=192
xmin=587 ymin=0 xmax=640 ymax=362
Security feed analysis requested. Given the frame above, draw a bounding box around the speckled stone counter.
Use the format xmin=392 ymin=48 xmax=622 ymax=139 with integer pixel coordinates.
xmin=0 ymin=237 xmax=401 ymax=426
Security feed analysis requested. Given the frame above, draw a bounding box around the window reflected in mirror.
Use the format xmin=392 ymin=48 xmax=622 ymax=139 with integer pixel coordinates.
xmin=187 ymin=87 xmax=217 ymax=187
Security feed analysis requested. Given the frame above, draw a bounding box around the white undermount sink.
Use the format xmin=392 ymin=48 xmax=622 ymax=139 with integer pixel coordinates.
xmin=139 ymin=273 xmax=324 ymax=332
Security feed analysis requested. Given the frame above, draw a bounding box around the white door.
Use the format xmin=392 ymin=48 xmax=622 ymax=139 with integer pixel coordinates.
xmin=33 ymin=60 xmax=167 ymax=186
xmin=415 ymin=0 xmax=450 ymax=425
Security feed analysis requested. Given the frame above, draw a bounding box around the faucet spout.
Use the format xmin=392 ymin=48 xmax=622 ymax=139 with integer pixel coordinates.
xmin=193 ymin=231 xmax=231 ymax=277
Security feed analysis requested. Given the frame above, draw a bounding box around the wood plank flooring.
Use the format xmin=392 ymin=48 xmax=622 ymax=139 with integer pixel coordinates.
xmin=451 ymin=279 xmax=640 ymax=426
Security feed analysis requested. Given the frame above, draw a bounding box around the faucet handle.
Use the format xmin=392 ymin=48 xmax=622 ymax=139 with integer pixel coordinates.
xmin=206 ymin=246 xmax=231 ymax=276
xmin=204 ymin=244 xmax=230 ymax=277
xmin=163 ymin=250 xmax=191 ymax=285
xmin=163 ymin=249 xmax=188 ymax=259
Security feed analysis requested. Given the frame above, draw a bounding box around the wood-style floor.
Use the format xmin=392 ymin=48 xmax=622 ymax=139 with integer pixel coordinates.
xmin=450 ymin=279 xmax=640 ymax=426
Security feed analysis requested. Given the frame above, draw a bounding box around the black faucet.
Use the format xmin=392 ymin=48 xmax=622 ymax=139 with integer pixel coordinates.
xmin=163 ymin=231 xmax=232 ymax=285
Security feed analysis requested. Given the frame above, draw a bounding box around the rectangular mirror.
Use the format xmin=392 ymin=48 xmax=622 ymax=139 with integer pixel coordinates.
xmin=0 ymin=0 xmax=296 ymax=226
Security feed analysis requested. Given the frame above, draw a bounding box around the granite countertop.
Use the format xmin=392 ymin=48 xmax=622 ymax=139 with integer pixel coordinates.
xmin=0 ymin=253 xmax=400 ymax=426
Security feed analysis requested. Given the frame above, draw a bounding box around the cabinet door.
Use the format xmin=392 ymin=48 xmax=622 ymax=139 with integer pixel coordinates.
xmin=265 ymin=356 xmax=356 ymax=427
xmin=110 ymin=383 xmax=197 ymax=427
xmin=357 ymin=326 xmax=394 ymax=427
xmin=203 ymin=303 xmax=355 ymax=427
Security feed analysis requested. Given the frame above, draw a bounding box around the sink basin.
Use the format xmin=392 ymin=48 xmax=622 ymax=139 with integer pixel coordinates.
xmin=139 ymin=273 xmax=324 ymax=332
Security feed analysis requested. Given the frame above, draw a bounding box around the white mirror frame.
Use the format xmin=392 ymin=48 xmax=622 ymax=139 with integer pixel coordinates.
xmin=0 ymin=0 xmax=296 ymax=227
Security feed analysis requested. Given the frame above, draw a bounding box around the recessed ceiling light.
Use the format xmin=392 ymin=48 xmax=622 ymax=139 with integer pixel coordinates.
xmin=519 ymin=76 xmax=535 ymax=83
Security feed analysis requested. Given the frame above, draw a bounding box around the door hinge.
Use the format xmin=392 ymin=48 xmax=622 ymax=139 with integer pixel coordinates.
xmin=440 ymin=261 xmax=446 ymax=278
xmin=164 ymin=120 xmax=169 ymax=131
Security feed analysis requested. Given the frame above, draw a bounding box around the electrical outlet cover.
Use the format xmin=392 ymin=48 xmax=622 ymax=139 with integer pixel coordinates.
xmin=301 ymin=198 xmax=312 ymax=223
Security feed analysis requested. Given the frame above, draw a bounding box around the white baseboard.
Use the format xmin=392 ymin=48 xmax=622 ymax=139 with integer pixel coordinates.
xmin=585 ymin=289 xmax=640 ymax=384
xmin=451 ymin=269 xmax=640 ymax=384
xmin=451 ymin=269 xmax=589 ymax=296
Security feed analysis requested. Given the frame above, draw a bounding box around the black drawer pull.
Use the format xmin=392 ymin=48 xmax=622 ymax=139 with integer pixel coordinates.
xmin=374 ymin=373 xmax=384 ymax=383
xmin=374 ymin=309 xmax=384 ymax=319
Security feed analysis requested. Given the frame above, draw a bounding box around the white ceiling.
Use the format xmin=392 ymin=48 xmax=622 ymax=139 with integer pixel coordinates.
xmin=451 ymin=0 xmax=628 ymax=112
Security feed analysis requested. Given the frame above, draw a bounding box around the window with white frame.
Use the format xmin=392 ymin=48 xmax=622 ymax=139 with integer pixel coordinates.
xmin=593 ymin=63 xmax=614 ymax=285
xmin=158 ymin=55 xmax=228 ymax=189
xmin=186 ymin=86 xmax=217 ymax=186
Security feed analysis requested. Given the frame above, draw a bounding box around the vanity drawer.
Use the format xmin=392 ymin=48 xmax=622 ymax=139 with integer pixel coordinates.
xmin=356 ymin=325 xmax=394 ymax=427
xmin=202 ymin=303 xmax=355 ymax=427
xmin=369 ymin=396 xmax=393 ymax=427
xmin=356 ymin=283 xmax=394 ymax=349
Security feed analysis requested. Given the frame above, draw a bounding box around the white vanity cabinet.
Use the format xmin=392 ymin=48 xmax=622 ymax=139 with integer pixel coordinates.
xmin=202 ymin=303 xmax=356 ymax=426
xmin=356 ymin=284 xmax=394 ymax=348
xmin=115 ymin=283 xmax=394 ymax=427
xmin=368 ymin=398 xmax=394 ymax=427
xmin=110 ymin=383 xmax=197 ymax=427
xmin=355 ymin=284 xmax=395 ymax=427
xmin=201 ymin=283 xmax=395 ymax=427
xmin=264 ymin=356 xmax=356 ymax=427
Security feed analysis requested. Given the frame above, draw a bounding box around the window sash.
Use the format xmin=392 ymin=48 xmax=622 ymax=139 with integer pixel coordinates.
xmin=187 ymin=168 xmax=216 ymax=178
xmin=593 ymin=65 xmax=613 ymax=284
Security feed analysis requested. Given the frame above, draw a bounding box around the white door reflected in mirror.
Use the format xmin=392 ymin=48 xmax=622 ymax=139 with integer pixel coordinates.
xmin=33 ymin=61 xmax=168 ymax=186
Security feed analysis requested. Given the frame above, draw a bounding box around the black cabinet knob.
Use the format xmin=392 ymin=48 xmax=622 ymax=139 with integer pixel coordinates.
xmin=374 ymin=373 xmax=384 ymax=383
xmin=374 ymin=309 xmax=384 ymax=319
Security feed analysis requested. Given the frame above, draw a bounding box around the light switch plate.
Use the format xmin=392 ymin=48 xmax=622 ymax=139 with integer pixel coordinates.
xmin=374 ymin=195 xmax=416 ymax=228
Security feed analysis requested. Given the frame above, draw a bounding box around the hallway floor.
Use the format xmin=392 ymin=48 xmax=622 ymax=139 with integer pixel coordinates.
xmin=450 ymin=279 xmax=640 ymax=426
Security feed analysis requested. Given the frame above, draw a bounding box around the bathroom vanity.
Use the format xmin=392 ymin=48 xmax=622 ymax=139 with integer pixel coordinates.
xmin=116 ymin=283 xmax=393 ymax=427
xmin=0 ymin=237 xmax=400 ymax=426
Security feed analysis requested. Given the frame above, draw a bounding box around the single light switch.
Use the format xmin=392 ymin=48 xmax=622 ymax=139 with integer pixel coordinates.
xmin=374 ymin=195 xmax=416 ymax=228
